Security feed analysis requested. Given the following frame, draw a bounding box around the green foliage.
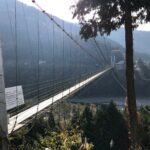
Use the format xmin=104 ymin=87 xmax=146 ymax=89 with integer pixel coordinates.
xmin=39 ymin=131 xmax=61 ymax=150
xmin=81 ymin=106 xmax=95 ymax=142
xmin=94 ymin=102 xmax=129 ymax=150
xmin=9 ymin=112 xmax=57 ymax=149
xmin=25 ymin=118 xmax=47 ymax=144
xmin=9 ymin=104 xmax=93 ymax=150
xmin=70 ymin=109 xmax=81 ymax=129
xmin=72 ymin=1 xmax=150 ymax=148
xmin=139 ymin=106 xmax=150 ymax=149
xmin=72 ymin=0 xmax=150 ymax=39
xmin=9 ymin=103 xmax=150 ymax=150
xmin=79 ymin=102 xmax=129 ymax=150
xmin=9 ymin=128 xmax=27 ymax=150
xmin=59 ymin=129 xmax=82 ymax=149
xmin=48 ymin=112 xmax=56 ymax=130
xmin=38 ymin=128 xmax=93 ymax=150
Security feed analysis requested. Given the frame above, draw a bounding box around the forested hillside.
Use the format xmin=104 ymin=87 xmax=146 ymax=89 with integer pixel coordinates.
xmin=109 ymin=28 xmax=150 ymax=60
xmin=0 ymin=0 xmax=123 ymax=88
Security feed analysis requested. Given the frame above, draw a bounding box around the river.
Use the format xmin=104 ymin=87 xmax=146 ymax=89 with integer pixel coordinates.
xmin=69 ymin=97 xmax=150 ymax=108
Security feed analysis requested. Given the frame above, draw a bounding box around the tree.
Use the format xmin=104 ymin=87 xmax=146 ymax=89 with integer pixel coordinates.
xmin=48 ymin=112 xmax=56 ymax=130
xmin=72 ymin=0 xmax=150 ymax=148
xmin=94 ymin=102 xmax=129 ymax=150
xmin=70 ymin=109 xmax=81 ymax=129
xmin=81 ymin=106 xmax=94 ymax=142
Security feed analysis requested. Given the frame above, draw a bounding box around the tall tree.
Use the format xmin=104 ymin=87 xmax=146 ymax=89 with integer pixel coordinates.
xmin=81 ymin=106 xmax=94 ymax=142
xmin=94 ymin=102 xmax=129 ymax=150
xmin=72 ymin=0 xmax=150 ymax=148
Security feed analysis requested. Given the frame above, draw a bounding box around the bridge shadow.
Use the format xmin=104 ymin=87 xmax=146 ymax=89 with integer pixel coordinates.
xmin=69 ymin=70 xmax=126 ymax=104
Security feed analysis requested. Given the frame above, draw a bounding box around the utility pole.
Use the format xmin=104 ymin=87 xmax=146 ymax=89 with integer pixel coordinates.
xmin=0 ymin=42 xmax=8 ymax=150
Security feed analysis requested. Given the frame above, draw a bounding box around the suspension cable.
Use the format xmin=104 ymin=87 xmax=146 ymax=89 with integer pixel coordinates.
xmin=21 ymin=2 xmax=36 ymax=68
xmin=10 ymin=0 xmax=18 ymax=134
xmin=31 ymin=0 xmax=101 ymax=65
xmin=62 ymin=20 xmax=65 ymax=97
xmin=90 ymin=39 xmax=104 ymax=65
xmin=93 ymin=38 xmax=126 ymax=92
xmin=69 ymin=24 xmax=72 ymax=95
xmin=93 ymin=38 xmax=109 ymax=64
xmin=111 ymin=70 xmax=127 ymax=92
xmin=5 ymin=0 xmax=14 ymax=40
xmin=36 ymin=10 xmax=40 ymax=118
xmin=51 ymin=15 xmax=55 ymax=111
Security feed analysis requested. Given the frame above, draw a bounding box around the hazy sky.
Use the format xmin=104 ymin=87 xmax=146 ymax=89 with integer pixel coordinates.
xmin=18 ymin=0 xmax=78 ymax=23
xmin=19 ymin=0 xmax=150 ymax=31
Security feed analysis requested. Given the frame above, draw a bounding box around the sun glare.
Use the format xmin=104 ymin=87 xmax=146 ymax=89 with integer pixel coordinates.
xmin=18 ymin=0 xmax=78 ymax=23
xmin=137 ymin=23 xmax=150 ymax=31
xmin=18 ymin=0 xmax=150 ymax=30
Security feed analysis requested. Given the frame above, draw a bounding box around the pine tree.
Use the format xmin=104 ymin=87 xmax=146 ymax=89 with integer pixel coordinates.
xmin=48 ymin=112 xmax=56 ymax=130
xmin=81 ymin=106 xmax=94 ymax=143
xmin=94 ymin=102 xmax=129 ymax=150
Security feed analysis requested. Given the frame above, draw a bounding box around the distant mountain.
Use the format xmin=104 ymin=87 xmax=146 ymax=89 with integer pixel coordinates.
xmin=109 ymin=28 xmax=150 ymax=60
xmin=1 ymin=0 xmax=150 ymax=101
xmin=0 ymin=0 xmax=123 ymax=87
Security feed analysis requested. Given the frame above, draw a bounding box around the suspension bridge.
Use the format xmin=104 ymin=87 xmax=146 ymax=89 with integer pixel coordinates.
xmin=8 ymin=67 xmax=111 ymax=134
xmin=0 ymin=0 xmax=125 ymax=149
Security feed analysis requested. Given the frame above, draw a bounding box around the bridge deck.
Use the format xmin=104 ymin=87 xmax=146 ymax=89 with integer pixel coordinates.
xmin=8 ymin=68 xmax=111 ymax=134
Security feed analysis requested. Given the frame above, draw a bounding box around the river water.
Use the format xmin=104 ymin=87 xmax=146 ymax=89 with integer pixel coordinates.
xmin=69 ymin=97 xmax=150 ymax=107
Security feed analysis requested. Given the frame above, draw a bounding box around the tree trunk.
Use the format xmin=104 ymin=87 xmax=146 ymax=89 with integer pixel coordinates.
xmin=125 ymin=1 xmax=138 ymax=149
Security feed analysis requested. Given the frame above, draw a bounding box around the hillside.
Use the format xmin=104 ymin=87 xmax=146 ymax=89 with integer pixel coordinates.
xmin=109 ymin=28 xmax=150 ymax=60
xmin=0 ymin=0 xmax=123 ymax=87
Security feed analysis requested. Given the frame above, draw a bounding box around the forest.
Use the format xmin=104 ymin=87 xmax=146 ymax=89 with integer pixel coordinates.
xmin=10 ymin=102 xmax=150 ymax=150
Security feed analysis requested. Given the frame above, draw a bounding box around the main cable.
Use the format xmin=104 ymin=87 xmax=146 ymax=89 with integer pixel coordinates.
xmin=93 ymin=38 xmax=109 ymax=64
xmin=31 ymin=0 xmax=101 ymax=65
xmin=93 ymin=38 xmax=126 ymax=93
xmin=90 ymin=39 xmax=105 ymax=66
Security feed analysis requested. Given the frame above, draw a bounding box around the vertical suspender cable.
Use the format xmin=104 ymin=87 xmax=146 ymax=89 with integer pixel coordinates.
xmin=62 ymin=20 xmax=65 ymax=98
xmin=90 ymin=39 xmax=105 ymax=67
xmin=69 ymin=24 xmax=72 ymax=96
xmin=25 ymin=10 xmax=40 ymax=134
xmin=51 ymin=17 xmax=55 ymax=111
xmin=5 ymin=0 xmax=14 ymax=40
xmin=77 ymin=32 xmax=81 ymax=88
xmin=68 ymin=24 xmax=72 ymax=112
xmin=75 ymin=26 xmax=78 ymax=87
xmin=90 ymin=39 xmax=103 ymax=64
xmin=94 ymin=38 xmax=126 ymax=92
xmin=61 ymin=20 xmax=65 ymax=122
xmin=11 ymin=0 xmax=18 ymax=134
xmin=32 ymin=0 xmax=101 ymax=67
xmin=36 ymin=11 xmax=40 ymax=116
xmin=103 ymin=37 xmax=110 ymax=60
xmin=93 ymin=38 xmax=109 ymax=65
xmin=21 ymin=3 xmax=36 ymax=79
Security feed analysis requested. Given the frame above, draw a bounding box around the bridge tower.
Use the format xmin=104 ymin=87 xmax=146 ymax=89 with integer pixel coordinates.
xmin=111 ymin=49 xmax=121 ymax=67
xmin=0 ymin=42 xmax=8 ymax=150
xmin=111 ymin=53 xmax=116 ymax=67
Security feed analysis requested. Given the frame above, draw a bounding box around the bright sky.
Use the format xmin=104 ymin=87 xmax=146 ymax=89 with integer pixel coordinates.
xmin=18 ymin=0 xmax=150 ymax=31
xmin=18 ymin=0 xmax=78 ymax=23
